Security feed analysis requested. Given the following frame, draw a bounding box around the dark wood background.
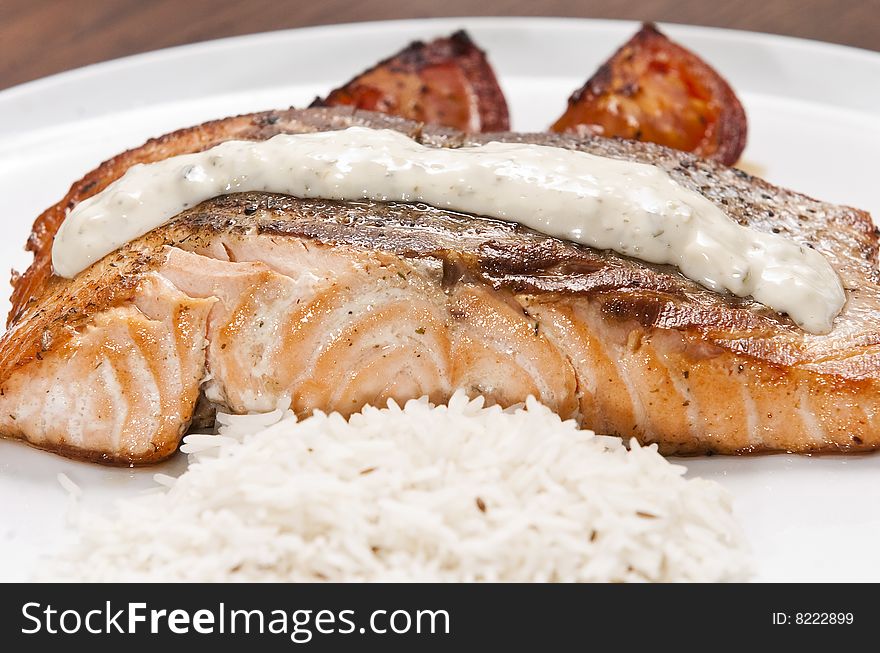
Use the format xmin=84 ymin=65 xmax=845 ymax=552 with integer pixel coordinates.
xmin=1 ymin=0 xmax=877 ymax=90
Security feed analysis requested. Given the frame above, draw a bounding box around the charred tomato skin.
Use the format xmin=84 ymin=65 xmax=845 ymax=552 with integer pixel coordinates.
xmin=551 ymin=23 xmax=747 ymax=165
xmin=312 ymin=30 xmax=509 ymax=133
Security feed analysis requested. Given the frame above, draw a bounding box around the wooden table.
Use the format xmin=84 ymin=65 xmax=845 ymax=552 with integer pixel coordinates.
xmin=1 ymin=0 xmax=877 ymax=90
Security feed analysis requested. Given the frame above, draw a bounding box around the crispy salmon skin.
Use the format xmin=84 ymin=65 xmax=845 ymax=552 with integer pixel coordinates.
xmin=2 ymin=107 xmax=878 ymax=464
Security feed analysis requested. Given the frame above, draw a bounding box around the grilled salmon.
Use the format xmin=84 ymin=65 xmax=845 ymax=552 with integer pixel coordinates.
xmin=2 ymin=107 xmax=879 ymax=464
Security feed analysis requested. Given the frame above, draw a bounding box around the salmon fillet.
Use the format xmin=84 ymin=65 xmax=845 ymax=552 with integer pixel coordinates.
xmin=2 ymin=107 xmax=879 ymax=464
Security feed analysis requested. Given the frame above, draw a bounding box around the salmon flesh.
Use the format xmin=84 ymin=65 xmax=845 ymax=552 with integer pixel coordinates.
xmin=2 ymin=107 xmax=879 ymax=463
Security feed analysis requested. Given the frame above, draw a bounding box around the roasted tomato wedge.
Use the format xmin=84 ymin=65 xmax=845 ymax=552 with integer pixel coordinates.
xmin=311 ymin=30 xmax=509 ymax=132
xmin=551 ymin=23 xmax=747 ymax=165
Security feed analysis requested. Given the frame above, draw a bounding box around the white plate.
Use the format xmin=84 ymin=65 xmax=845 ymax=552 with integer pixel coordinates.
xmin=1 ymin=17 xmax=879 ymax=582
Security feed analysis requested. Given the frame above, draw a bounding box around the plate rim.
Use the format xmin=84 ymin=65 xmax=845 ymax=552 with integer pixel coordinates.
xmin=2 ymin=16 xmax=879 ymax=112
xmin=5 ymin=17 xmax=880 ymax=95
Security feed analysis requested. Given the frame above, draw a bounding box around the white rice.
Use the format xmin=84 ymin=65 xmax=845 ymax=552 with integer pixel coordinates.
xmin=43 ymin=391 xmax=752 ymax=582
xmin=56 ymin=472 xmax=82 ymax=498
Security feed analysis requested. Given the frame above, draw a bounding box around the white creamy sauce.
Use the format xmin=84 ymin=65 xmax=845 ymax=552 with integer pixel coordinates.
xmin=52 ymin=126 xmax=845 ymax=333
